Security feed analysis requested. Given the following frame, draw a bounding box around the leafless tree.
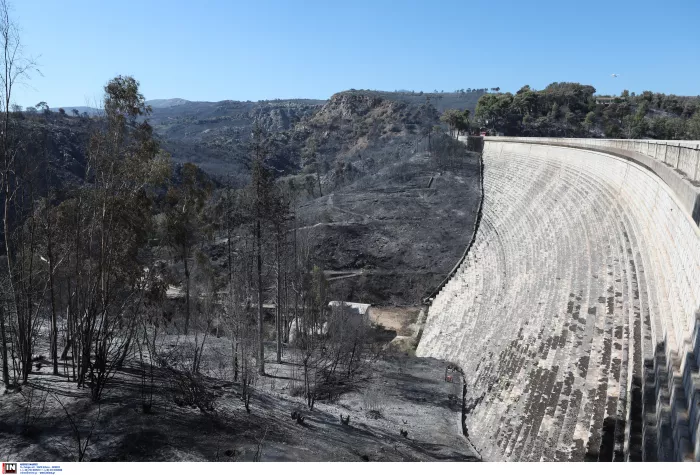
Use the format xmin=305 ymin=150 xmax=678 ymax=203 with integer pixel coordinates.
xmin=292 ymin=292 xmax=379 ymax=409
xmin=0 ymin=0 xmax=40 ymax=387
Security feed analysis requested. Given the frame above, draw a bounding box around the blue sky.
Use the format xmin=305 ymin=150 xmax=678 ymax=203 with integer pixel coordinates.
xmin=11 ymin=0 xmax=700 ymax=107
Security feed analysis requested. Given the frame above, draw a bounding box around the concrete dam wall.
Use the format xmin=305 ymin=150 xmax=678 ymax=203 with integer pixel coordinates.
xmin=416 ymin=139 xmax=700 ymax=461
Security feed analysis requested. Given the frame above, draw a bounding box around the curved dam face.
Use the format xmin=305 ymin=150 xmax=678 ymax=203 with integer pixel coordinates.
xmin=417 ymin=140 xmax=700 ymax=461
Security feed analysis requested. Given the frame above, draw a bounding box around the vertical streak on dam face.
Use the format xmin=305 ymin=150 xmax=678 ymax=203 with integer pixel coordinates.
xmin=416 ymin=141 xmax=700 ymax=461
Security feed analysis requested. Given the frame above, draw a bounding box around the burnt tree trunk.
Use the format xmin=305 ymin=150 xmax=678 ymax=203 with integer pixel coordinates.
xmin=183 ymin=245 xmax=190 ymax=335
xmin=256 ymin=219 xmax=265 ymax=375
xmin=0 ymin=304 xmax=9 ymax=387
xmin=276 ymin=235 xmax=282 ymax=363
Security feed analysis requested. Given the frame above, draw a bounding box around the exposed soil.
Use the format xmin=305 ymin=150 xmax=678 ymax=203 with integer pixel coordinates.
xmin=369 ymin=307 xmax=421 ymax=337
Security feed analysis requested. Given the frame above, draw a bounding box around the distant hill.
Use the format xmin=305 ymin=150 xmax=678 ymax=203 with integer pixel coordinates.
xmin=49 ymin=106 xmax=102 ymax=116
xmin=370 ymin=90 xmax=485 ymax=113
xmin=44 ymin=89 xmax=485 ymax=181
xmin=144 ymin=90 xmax=484 ymax=180
xmin=146 ymin=98 xmax=191 ymax=108
xmin=146 ymin=98 xmax=325 ymax=180
xmin=7 ymin=110 xmax=93 ymax=194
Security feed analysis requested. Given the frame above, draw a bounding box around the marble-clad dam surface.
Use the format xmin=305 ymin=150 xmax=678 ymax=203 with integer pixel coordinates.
xmin=417 ymin=139 xmax=700 ymax=461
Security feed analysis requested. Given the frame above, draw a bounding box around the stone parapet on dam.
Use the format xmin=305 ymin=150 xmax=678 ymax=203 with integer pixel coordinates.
xmin=417 ymin=138 xmax=700 ymax=461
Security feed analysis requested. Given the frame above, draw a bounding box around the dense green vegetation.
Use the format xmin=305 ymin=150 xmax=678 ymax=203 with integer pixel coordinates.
xmin=473 ymin=83 xmax=700 ymax=140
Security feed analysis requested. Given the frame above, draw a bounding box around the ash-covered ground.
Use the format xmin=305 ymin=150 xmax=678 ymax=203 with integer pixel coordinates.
xmin=298 ymin=151 xmax=481 ymax=305
xmin=0 ymin=335 xmax=479 ymax=462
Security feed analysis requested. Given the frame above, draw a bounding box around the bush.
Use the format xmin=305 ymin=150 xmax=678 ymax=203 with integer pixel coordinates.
xmin=289 ymin=384 xmax=305 ymax=398
xmin=171 ymin=370 xmax=215 ymax=412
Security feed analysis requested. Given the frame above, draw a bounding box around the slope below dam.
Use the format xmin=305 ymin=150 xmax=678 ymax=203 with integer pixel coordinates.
xmin=417 ymin=138 xmax=700 ymax=461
